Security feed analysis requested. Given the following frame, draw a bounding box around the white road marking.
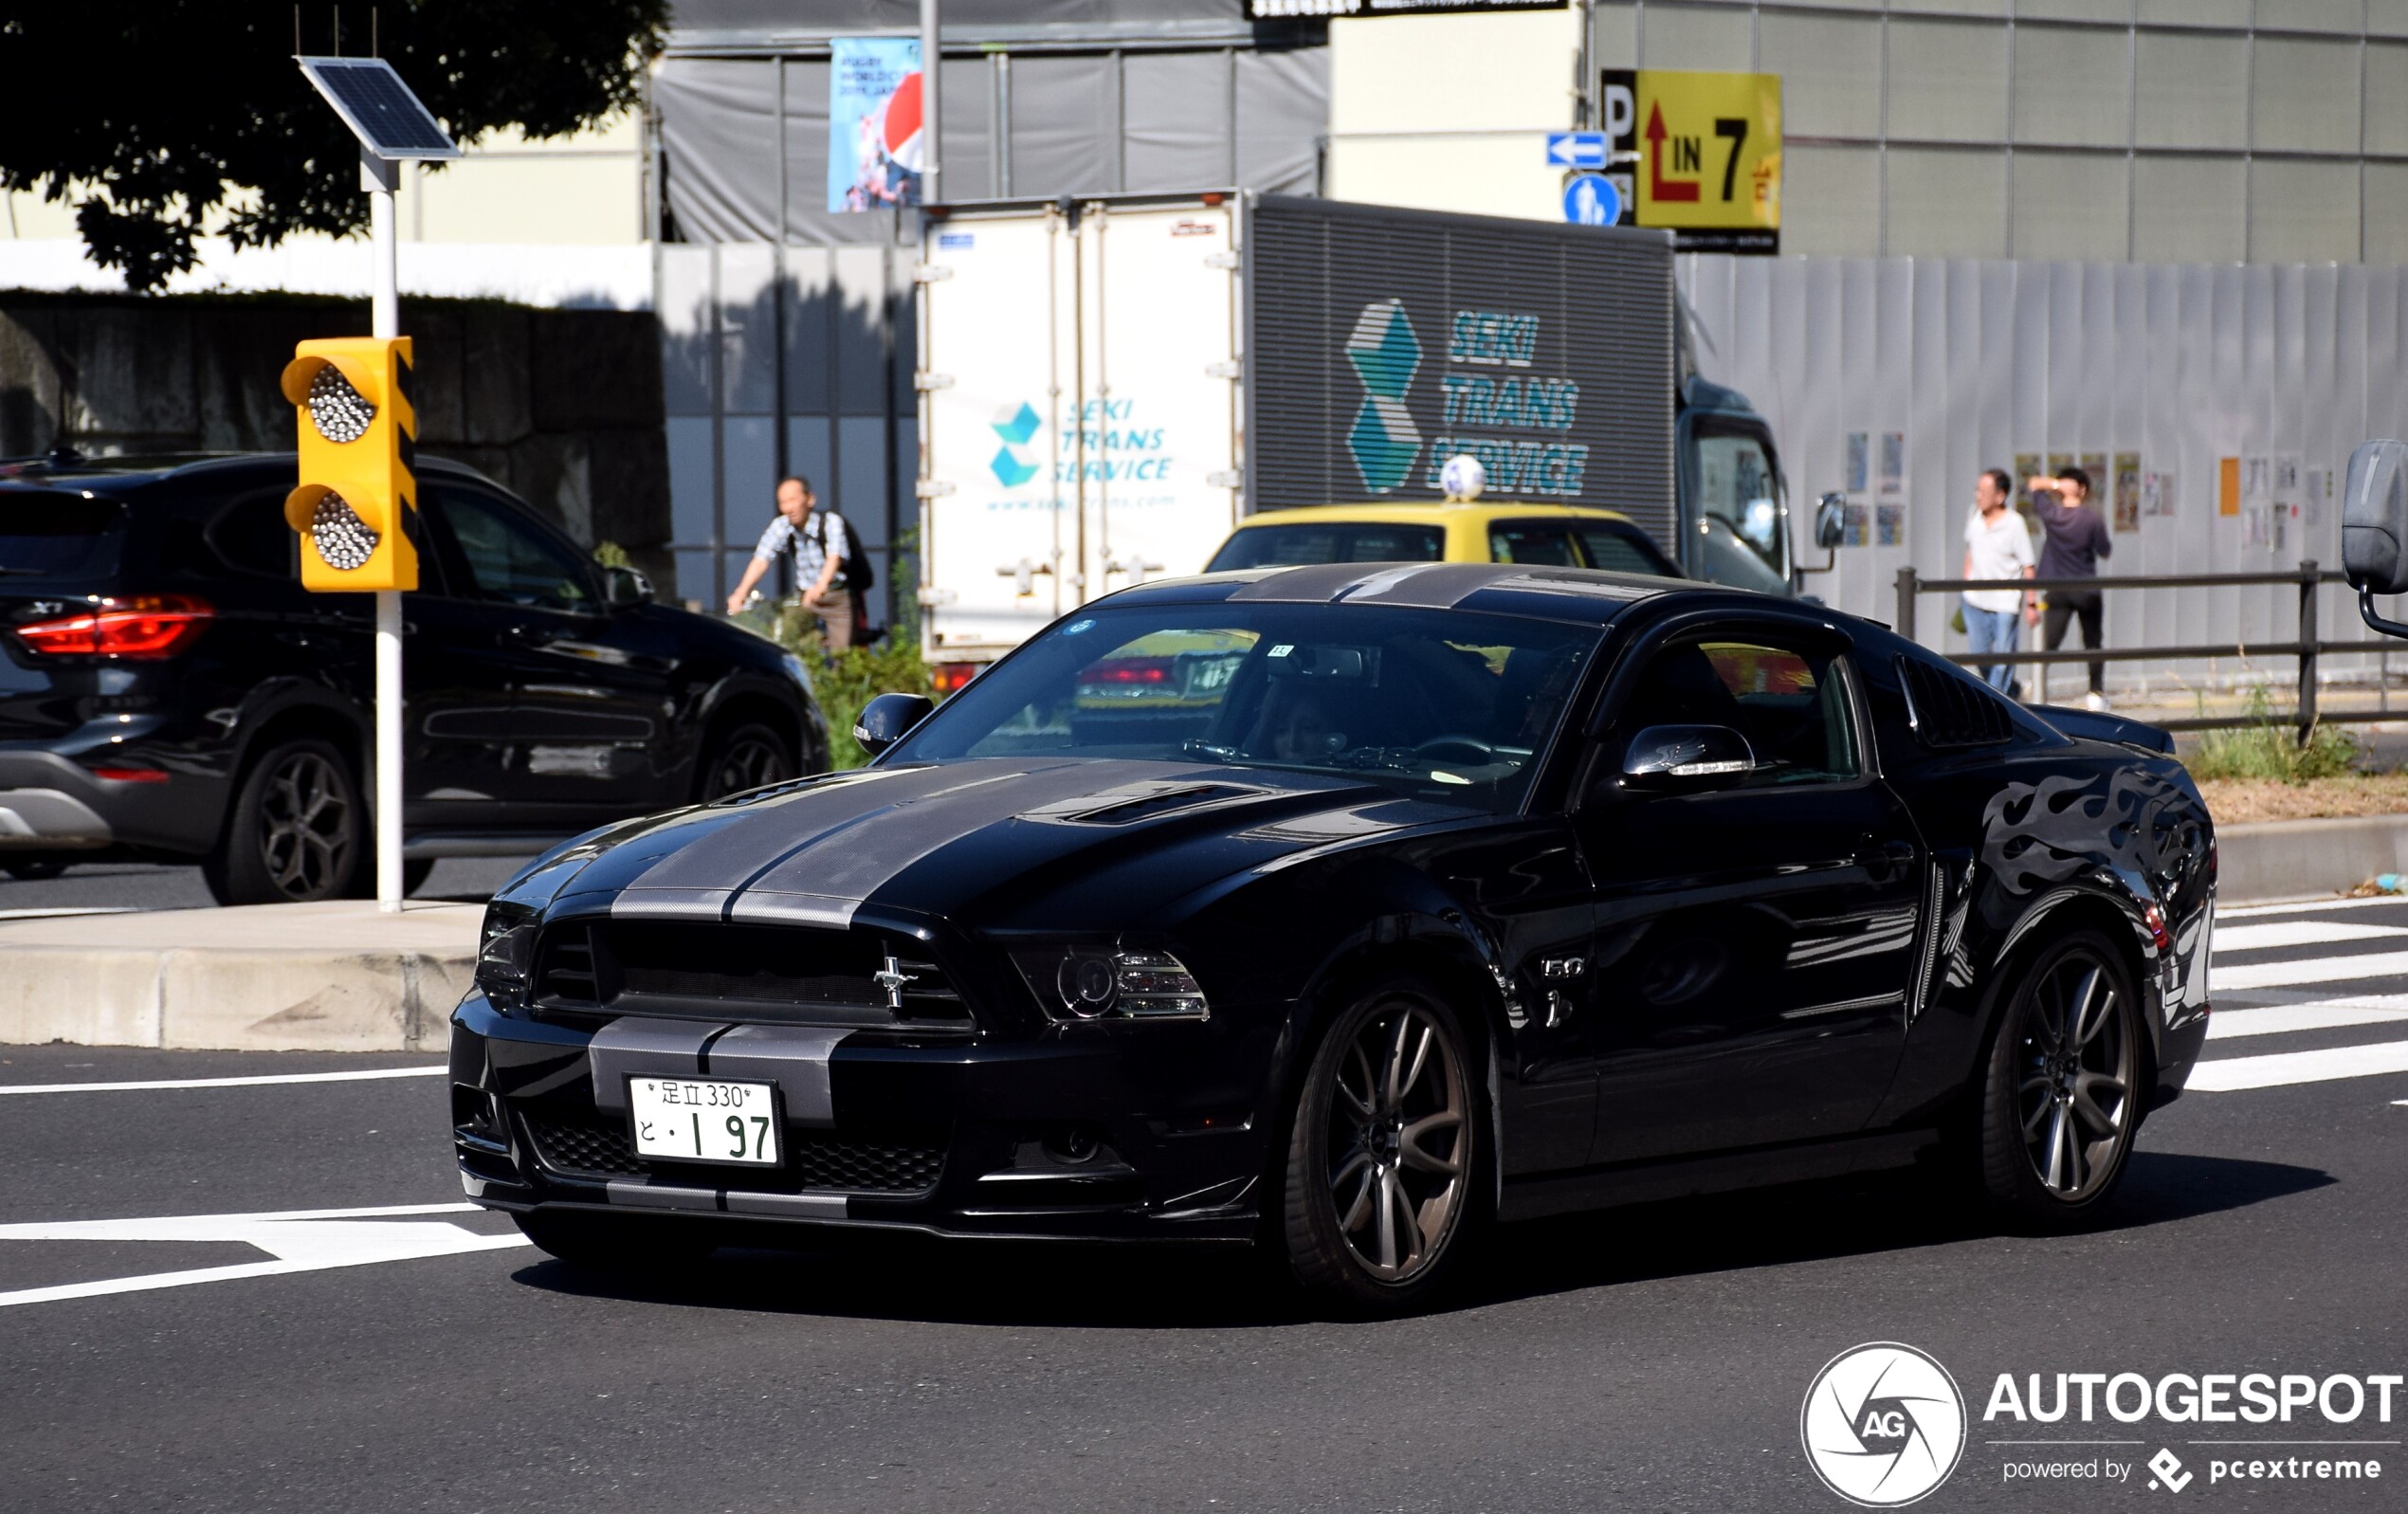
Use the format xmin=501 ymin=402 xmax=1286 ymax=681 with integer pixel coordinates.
xmin=2207 ymin=998 xmax=2408 ymax=1040
xmin=0 ymin=1066 xmax=447 ymax=1096
xmin=0 ymin=1202 xmax=529 ymax=1308
xmin=2215 ymin=895 xmax=2408 ymax=920
xmin=2186 ymin=1039 xmax=2408 ymax=1092
xmin=0 ymin=907 xmax=140 ymax=920
xmin=2211 ymin=950 xmax=2408 ymax=993
xmin=2213 ymin=921 xmax=2408 ymax=953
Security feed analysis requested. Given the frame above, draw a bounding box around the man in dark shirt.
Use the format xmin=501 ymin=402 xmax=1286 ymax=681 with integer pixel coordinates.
xmin=2026 ymin=465 xmax=2113 ymax=710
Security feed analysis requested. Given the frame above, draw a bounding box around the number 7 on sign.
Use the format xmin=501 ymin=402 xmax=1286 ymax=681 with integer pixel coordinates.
xmin=1714 ymin=118 xmax=1747 ymax=201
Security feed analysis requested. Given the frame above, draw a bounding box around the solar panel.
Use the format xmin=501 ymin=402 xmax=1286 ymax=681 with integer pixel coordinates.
xmin=297 ymin=57 xmax=461 ymax=159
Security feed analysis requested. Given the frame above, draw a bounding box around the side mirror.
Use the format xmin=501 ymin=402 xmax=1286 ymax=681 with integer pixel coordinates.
xmin=853 ymin=691 xmax=936 ymax=757
xmin=1620 ymin=723 xmax=1756 ymax=793
xmin=601 ymin=564 xmax=653 ymax=609
xmin=2344 ymin=440 xmax=2408 ymax=639
xmin=1797 ymin=492 xmax=1845 ymax=577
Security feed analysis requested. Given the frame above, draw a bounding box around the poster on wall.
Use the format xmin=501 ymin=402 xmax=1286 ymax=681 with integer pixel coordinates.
xmin=2014 ymin=453 xmax=2043 ymax=514
xmin=2143 ymin=470 xmax=2176 ymax=518
xmin=2112 ymin=452 xmax=2141 ymax=533
xmin=1879 ymin=431 xmax=1904 ymax=496
xmin=1843 ymin=502 xmax=1869 ymax=547
xmin=829 ymin=38 xmax=924 ymax=211
xmin=2306 ymin=465 xmax=2331 ymax=528
xmin=1875 ymin=502 xmax=1904 ymax=546
xmin=2218 ymin=457 xmax=2240 ymax=517
xmin=1843 ymin=432 xmax=1870 ymax=494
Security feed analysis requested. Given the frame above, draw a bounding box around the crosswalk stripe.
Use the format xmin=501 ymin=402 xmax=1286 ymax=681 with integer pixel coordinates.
xmin=2213 ymin=921 xmax=2408 ymax=953
xmin=2207 ymin=999 xmax=2408 ymax=1040
xmin=2212 ymin=950 xmax=2408 ymax=993
xmin=2186 ymin=1039 xmax=2408 ymax=1092
xmin=2215 ymin=895 xmax=2408 ymax=920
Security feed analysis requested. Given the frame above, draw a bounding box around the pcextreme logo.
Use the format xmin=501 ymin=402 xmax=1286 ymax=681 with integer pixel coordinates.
xmin=1342 ymin=299 xmax=1422 ymax=493
xmin=989 ymin=401 xmax=1040 ymax=487
xmin=1801 ymin=1342 xmax=1969 ymax=1507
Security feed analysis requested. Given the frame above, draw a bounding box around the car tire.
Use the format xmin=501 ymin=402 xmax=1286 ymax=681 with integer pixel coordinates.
xmin=513 ymin=1210 xmax=719 ymax=1273
xmin=1281 ymin=976 xmax=1484 ymax=1313
xmin=201 ymin=738 xmax=365 ymax=906
xmin=698 ymin=720 xmax=795 ymax=802
xmin=1975 ymin=929 xmax=2143 ymax=1231
xmin=2 ymin=856 xmax=69 ymax=881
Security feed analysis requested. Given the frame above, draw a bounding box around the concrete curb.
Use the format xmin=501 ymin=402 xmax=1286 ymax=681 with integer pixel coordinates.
xmin=0 ymin=903 xmax=477 ymax=1052
xmin=2216 ymin=814 xmax=2408 ymax=903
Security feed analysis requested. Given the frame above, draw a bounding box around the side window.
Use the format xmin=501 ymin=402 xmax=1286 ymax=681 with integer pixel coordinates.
xmin=427 ymin=487 xmax=593 ymax=612
xmin=1615 ymin=633 xmax=1859 ymax=788
xmin=1488 ymin=522 xmax=1579 ymax=567
xmin=204 ymin=490 xmax=298 ymax=579
xmin=1572 ymin=524 xmax=1675 ymax=577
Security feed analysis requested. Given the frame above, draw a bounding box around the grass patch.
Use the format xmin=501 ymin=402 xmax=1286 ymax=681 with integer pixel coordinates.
xmin=2184 ymin=685 xmax=2358 ymax=783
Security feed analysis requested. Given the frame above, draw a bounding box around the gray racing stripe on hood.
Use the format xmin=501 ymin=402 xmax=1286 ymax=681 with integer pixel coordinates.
xmin=728 ymin=760 xmax=1210 ymax=926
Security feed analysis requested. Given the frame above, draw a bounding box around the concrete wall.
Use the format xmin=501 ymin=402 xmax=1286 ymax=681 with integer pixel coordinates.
xmin=0 ymin=293 xmax=672 ymax=582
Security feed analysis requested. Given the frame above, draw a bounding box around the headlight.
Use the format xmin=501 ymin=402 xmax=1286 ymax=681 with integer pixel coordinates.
xmin=1011 ymin=945 xmax=1209 ymax=1022
xmin=476 ymin=901 xmax=539 ymax=1001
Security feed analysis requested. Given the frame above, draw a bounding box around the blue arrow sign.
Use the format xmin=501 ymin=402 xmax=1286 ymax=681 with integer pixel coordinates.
xmin=1545 ymin=132 xmax=1610 ymax=170
xmin=1562 ymin=173 xmax=1622 ymax=228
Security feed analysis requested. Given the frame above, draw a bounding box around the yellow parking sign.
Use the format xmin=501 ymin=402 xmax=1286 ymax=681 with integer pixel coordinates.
xmin=1600 ymin=68 xmax=1781 ymax=252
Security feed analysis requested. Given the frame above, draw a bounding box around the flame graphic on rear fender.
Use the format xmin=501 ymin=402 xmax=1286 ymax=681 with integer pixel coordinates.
xmin=1979 ymin=768 xmax=2207 ymax=897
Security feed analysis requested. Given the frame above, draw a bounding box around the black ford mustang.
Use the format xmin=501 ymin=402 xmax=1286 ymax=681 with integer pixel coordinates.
xmin=451 ymin=562 xmax=2214 ymax=1310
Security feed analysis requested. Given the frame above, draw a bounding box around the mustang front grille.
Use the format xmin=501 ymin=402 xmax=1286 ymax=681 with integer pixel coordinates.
xmin=529 ymin=921 xmax=969 ymax=1028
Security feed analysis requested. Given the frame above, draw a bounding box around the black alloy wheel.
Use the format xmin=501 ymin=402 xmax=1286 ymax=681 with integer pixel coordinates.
xmin=202 ymin=738 xmax=363 ymax=906
xmin=1283 ymin=978 xmax=1480 ymax=1311
xmin=700 ymin=721 xmax=795 ymax=802
xmin=1977 ymin=929 xmax=2141 ymax=1227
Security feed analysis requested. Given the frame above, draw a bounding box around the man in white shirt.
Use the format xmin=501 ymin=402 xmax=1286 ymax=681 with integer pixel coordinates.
xmin=1961 ymin=467 xmax=2037 ymax=694
xmin=724 ymin=475 xmax=855 ymax=648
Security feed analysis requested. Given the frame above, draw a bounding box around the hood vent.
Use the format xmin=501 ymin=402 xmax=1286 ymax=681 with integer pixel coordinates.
xmin=1036 ymin=781 xmax=1256 ymax=827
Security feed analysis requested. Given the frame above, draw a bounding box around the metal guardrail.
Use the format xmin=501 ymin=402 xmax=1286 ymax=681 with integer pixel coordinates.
xmin=1892 ymin=560 xmax=2400 ymax=740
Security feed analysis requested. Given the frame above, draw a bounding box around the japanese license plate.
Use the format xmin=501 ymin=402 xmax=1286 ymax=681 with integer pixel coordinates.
xmin=626 ymin=1076 xmax=781 ymax=1166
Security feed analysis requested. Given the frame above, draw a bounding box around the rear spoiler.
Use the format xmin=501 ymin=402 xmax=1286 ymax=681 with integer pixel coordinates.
xmin=2032 ymin=704 xmax=2176 ymax=755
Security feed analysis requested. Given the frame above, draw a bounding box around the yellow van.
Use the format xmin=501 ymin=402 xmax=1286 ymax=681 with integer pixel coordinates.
xmin=1201 ymin=502 xmax=1681 ymax=577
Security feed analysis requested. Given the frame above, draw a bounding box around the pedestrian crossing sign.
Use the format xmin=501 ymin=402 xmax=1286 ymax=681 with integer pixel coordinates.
xmin=1600 ymin=68 xmax=1781 ymax=252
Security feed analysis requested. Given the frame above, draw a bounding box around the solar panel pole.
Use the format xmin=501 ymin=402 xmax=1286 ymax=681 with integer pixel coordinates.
xmin=364 ymin=149 xmax=405 ymax=912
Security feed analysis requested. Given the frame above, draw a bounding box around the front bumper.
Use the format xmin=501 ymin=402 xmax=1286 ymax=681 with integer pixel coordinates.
xmin=448 ymin=992 xmax=1273 ymax=1244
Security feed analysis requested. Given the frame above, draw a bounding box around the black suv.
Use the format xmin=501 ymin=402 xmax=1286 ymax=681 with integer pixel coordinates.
xmin=0 ymin=452 xmax=828 ymax=903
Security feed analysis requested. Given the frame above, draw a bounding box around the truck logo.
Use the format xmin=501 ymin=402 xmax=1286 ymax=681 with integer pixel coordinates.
xmin=990 ymin=401 xmax=1041 ymax=487
xmin=1343 ymin=300 xmax=1422 ymax=494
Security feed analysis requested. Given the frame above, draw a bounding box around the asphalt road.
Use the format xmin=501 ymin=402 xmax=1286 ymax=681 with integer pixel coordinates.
xmin=0 ymin=856 xmax=530 ymax=915
xmin=2 ymin=896 xmax=2405 ymax=1512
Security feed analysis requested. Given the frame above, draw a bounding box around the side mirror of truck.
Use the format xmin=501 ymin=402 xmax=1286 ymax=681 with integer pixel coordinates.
xmin=1798 ymin=492 xmax=1846 ymax=577
xmin=853 ymin=692 xmax=936 ymax=758
xmin=2345 ymin=440 xmax=2408 ymax=639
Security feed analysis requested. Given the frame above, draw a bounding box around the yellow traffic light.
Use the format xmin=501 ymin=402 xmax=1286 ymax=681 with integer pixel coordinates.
xmin=279 ymin=336 xmax=419 ymax=592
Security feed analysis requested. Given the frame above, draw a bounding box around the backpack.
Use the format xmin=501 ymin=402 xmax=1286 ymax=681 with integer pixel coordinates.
xmin=806 ymin=511 xmax=875 ymax=594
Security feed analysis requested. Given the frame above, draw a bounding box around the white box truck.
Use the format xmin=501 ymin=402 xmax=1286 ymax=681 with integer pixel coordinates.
xmin=913 ymin=192 xmax=1820 ymax=678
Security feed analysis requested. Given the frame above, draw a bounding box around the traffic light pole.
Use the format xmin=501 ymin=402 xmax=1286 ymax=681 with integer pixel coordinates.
xmin=365 ymin=150 xmax=405 ymax=913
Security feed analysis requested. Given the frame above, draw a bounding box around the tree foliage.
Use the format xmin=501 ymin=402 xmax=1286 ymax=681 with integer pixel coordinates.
xmin=0 ymin=3 xmax=668 ymax=291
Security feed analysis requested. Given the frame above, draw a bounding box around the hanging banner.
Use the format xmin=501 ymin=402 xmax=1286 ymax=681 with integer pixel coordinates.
xmin=1599 ymin=68 xmax=1781 ymax=252
xmin=829 ymin=37 xmax=924 ymax=212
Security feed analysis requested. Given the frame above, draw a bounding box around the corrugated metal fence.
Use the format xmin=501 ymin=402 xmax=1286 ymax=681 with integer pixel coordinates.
xmin=1678 ymin=255 xmax=2408 ymax=692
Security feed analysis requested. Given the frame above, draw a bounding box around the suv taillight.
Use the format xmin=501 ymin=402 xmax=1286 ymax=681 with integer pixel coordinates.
xmin=15 ymin=595 xmax=213 ymax=659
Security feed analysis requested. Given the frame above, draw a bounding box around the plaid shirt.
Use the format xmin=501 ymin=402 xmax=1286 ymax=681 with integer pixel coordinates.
xmin=752 ymin=509 xmax=851 ymax=590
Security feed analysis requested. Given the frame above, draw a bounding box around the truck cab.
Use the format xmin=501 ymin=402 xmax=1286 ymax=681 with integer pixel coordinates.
xmin=1675 ymin=374 xmax=1798 ymax=596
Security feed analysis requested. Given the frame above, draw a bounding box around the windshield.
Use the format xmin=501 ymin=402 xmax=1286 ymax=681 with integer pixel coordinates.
xmin=883 ymin=603 xmax=1600 ymax=813
xmin=1205 ymin=521 xmax=1445 ymax=573
xmin=1692 ymin=428 xmax=1788 ymax=586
